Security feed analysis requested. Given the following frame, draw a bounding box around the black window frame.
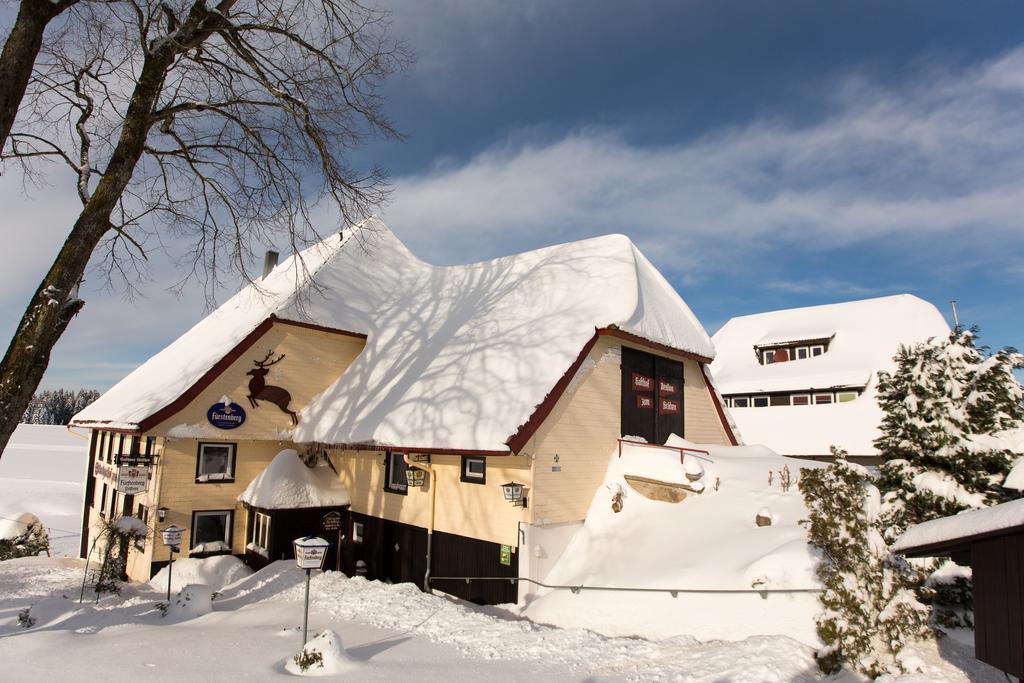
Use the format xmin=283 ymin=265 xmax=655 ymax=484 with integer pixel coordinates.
xmin=383 ymin=451 xmax=408 ymax=495
xmin=460 ymin=456 xmax=487 ymax=485
xmin=189 ymin=508 xmax=234 ymax=552
xmin=194 ymin=442 xmax=237 ymax=483
xmin=99 ymin=482 xmax=108 ymax=517
xmin=135 ymin=504 xmax=149 ymax=551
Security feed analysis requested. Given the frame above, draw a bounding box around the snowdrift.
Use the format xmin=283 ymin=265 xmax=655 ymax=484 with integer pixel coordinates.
xmin=149 ymin=555 xmax=252 ymax=594
xmin=521 ymin=437 xmax=826 ymax=645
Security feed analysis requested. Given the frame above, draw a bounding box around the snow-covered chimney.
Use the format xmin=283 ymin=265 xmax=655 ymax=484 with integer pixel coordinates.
xmin=262 ymin=250 xmax=279 ymax=280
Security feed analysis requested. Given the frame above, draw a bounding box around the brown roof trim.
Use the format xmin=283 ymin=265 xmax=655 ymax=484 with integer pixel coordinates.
xmin=324 ymin=443 xmax=510 ymax=457
xmin=269 ymin=314 xmax=367 ymax=339
xmin=700 ymin=364 xmax=739 ymax=446
xmin=505 ymin=327 xmax=715 ymax=455
xmin=598 ymin=327 xmax=713 ymax=364
xmin=896 ymin=523 xmax=1024 ymax=559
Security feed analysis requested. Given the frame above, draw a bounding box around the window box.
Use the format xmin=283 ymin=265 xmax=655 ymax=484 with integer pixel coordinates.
xmin=383 ymin=451 xmax=408 ymax=495
xmin=195 ymin=442 xmax=236 ymax=483
xmin=190 ymin=509 xmax=233 ymax=554
xmin=461 ymin=456 xmax=486 ymax=484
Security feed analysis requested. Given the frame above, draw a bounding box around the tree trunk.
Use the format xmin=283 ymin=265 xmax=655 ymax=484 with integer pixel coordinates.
xmin=0 ymin=45 xmax=177 ymax=459
xmin=0 ymin=0 xmax=77 ymax=152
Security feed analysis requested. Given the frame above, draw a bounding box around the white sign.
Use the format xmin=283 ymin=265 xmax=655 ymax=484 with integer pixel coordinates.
xmin=117 ymin=465 xmax=150 ymax=495
xmin=161 ymin=525 xmax=185 ymax=547
xmin=293 ymin=536 xmax=329 ymax=570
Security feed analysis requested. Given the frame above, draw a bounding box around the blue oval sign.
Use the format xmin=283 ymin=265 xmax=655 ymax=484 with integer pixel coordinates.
xmin=207 ymin=402 xmax=247 ymax=429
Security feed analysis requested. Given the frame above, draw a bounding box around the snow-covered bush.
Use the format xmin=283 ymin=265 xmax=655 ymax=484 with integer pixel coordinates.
xmin=800 ymin=450 xmax=930 ymax=677
xmin=93 ymin=516 xmax=148 ymax=594
xmin=875 ymin=328 xmax=1023 ymax=625
xmin=286 ymin=630 xmax=357 ymax=676
xmin=0 ymin=512 xmax=50 ymax=561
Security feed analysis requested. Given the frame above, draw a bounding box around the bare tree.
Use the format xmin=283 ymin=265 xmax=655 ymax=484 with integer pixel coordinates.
xmin=0 ymin=0 xmax=406 ymax=457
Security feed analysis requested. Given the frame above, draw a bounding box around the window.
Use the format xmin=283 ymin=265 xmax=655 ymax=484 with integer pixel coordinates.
xmin=792 ymin=394 xmax=811 ymax=406
xmin=383 ymin=451 xmax=408 ymax=495
xmin=811 ymin=345 xmax=825 ymax=357
xmin=752 ymin=396 xmax=770 ymax=408
xmin=145 ymin=436 xmax=156 ymax=456
xmin=249 ymin=511 xmax=271 ymax=557
xmin=352 ymin=521 xmax=364 ymax=543
xmin=796 ymin=347 xmax=809 ymax=360
xmin=461 ymin=456 xmax=487 ymax=484
xmin=190 ymin=509 xmax=233 ymax=553
xmin=732 ymin=397 xmax=749 ymax=408
xmin=770 ymin=395 xmax=790 ymax=406
xmin=135 ymin=505 xmax=149 ymax=551
xmin=195 ymin=442 xmax=236 ymax=482
xmin=762 ymin=351 xmax=775 ymax=365
xmin=115 ymin=434 xmax=125 ymax=464
xmin=836 ymin=391 xmax=858 ymax=403
xmin=814 ymin=393 xmax=833 ymax=404
xmin=99 ymin=482 xmax=108 ymax=517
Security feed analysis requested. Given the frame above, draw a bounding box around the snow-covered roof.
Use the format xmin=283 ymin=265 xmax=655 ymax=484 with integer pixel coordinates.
xmin=709 ymin=295 xmax=950 ymax=456
xmin=893 ymin=498 xmax=1024 ymax=555
xmin=74 ymin=218 xmax=714 ymax=452
xmin=239 ymin=449 xmax=351 ymax=509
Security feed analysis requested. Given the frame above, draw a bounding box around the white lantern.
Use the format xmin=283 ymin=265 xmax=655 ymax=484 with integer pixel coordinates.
xmin=161 ymin=524 xmax=185 ymax=549
xmin=293 ymin=536 xmax=329 ymax=570
xmin=501 ymin=481 xmax=527 ymax=508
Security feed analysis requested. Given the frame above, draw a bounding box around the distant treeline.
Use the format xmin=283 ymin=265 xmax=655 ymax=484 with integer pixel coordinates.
xmin=22 ymin=389 xmax=101 ymax=425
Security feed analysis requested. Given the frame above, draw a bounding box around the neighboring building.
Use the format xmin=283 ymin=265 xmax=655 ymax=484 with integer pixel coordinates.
xmin=894 ymin=499 xmax=1024 ymax=679
xmin=709 ymin=295 xmax=950 ymax=461
xmin=71 ymin=218 xmax=736 ymax=604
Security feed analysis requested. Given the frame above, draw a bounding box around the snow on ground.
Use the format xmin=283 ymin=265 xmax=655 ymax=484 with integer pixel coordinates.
xmin=148 ymin=555 xmax=252 ymax=594
xmin=0 ymin=424 xmax=86 ymax=557
xmin=521 ymin=437 xmax=827 ymax=644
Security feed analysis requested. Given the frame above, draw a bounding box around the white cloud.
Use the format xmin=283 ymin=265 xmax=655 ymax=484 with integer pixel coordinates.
xmin=384 ymin=47 xmax=1024 ymax=282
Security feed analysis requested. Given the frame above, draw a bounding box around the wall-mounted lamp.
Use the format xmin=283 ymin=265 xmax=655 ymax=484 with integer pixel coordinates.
xmin=157 ymin=506 xmax=169 ymax=522
xmin=501 ymin=481 xmax=527 ymax=508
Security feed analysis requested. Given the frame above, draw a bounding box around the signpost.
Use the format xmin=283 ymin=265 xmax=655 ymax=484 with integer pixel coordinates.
xmin=160 ymin=525 xmax=185 ymax=602
xmin=116 ymin=465 xmax=150 ymax=495
xmin=293 ymin=536 xmax=329 ymax=647
xmin=321 ymin=512 xmax=342 ymax=572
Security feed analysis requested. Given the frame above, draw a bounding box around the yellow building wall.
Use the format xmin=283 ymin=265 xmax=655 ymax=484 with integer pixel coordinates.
xmin=524 ymin=338 xmax=732 ymax=526
xmin=149 ymin=322 xmax=366 ymax=439
xmin=329 ymin=450 xmax=531 ymax=547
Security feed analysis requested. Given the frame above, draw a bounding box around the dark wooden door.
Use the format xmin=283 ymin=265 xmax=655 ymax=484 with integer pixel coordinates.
xmin=655 ymin=355 xmax=684 ymax=444
xmin=621 ymin=347 xmax=684 ymax=445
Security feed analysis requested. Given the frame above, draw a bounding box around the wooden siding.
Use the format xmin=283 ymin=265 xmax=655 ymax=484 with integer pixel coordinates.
xmin=149 ymin=322 xmax=365 ymax=438
xmin=683 ymin=359 xmax=731 ymax=444
xmin=972 ymin=533 xmax=1024 ymax=678
xmin=329 ymin=450 xmax=530 ymax=548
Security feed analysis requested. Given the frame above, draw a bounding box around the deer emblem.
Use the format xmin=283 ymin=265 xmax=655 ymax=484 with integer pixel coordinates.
xmin=246 ymin=351 xmax=298 ymax=425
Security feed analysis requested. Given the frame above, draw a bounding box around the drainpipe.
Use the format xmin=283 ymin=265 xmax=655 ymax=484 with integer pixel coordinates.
xmin=403 ymin=454 xmax=435 ymax=592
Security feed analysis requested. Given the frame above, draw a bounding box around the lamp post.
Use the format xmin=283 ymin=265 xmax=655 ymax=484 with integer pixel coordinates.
xmin=160 ymin=524 xmax=185 ymax=601
xmin=293 ymin=536 xmax=329 ymax=647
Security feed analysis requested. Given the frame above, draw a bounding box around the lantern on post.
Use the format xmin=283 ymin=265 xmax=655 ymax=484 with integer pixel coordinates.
xmin=160 ymin=524 xmax=185 ymax=601
xmin=293 ymin=536 xmax=329 ymax=647
xmin=501 ymin=481 xmax=527 ymax=508
xmin=405 ymin=467 xmax=426 ymax=488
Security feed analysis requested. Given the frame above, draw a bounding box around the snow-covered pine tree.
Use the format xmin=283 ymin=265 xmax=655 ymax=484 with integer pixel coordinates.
xmin=877 ymin=328 xmax=1023 ymax=536
xmin=800 ymin=449 xmax=931 ymax=677
xmin=20 ymin=388 xmax=100 ymax=425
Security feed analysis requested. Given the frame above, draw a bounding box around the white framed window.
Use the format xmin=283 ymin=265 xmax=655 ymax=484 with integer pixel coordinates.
xmin=384 ymin=451 xmax=408 ymax=494
xmin=248 ymin=511 xmax=271 ymax=557
xmin=792 ymin=394 xmax=811 ymax=406
xmin=762 ymin=351 xmax=775 ymax=365
xmin=810 ymin=345 xmax=825 ymax=357
xmin=770 ymin=395 xmax=791 ymax=407
xmin=461 ymin=456 xmax=486 ymax=484
xmin=352 ymin=521 xmax=364 ymax=544
xmin=733 ymin=397 xmax=749 ymax=408
xmin=196 ymin=442 xmax=236 ymax=482
xmin=836 ymin=391 xmax=858 ymax=403
xmin=796 ymin=347 xmax=809 ymax=360
xmin=724 ymin=397 xmax=733 ymax=407
xmin=752 ymin=396 xmax=770 ymax=408
xmin=814 ymin=393 xmax=833 ymax=404
xmin=190 ymin=509 xmax=233 ymax=553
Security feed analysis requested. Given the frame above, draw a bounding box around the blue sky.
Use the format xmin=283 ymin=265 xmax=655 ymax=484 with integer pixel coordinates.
xmin=2 ymin=0 xmax=1023 ymax=390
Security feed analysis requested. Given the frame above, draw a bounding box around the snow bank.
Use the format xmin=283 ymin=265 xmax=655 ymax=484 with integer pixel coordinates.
xmin=239 ymin=449 xmax=351 ymax=509
xmin=149 ymin=555 xmax=252 ymax=594
xmin=521 ymin=437 xmax=826 ymax=644
xmin=0 ymin=512 xmax=42 ymax=540
xmin=74 ymin=219 xmax=716 ymax=451
xmin=285 ymin=630 xmax=358 ymax=676
xmin=164 ymin=584 xmax=213 ymax=621
xmin=893 ymin=498 xmax=1024 ymax=553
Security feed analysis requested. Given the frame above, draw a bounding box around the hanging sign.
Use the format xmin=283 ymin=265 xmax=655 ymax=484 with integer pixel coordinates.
xmin=636 ymin=395 xmax=654 ymax=410
xmin=321 ymin=511 xmax=342 ymax=532
xmin=631 ymin=373 xmax=653 ymax=392
xmin=207 ymin=402 xmax=247 ymax=430
xmin=659 ymin=398 xmax=680 ymax=415
xmin=499 ymin=544 xmax=512 ymax=566
xmin=116 ymin=453 xmax=153 ymax=467
xmin=658 ymin=380 xmax=679 ymax=396
xmin=117 ymin=465 xmax=151 ymax=495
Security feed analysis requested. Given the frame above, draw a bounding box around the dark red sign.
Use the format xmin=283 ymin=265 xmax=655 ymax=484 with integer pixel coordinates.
xmin=636 ymin=395 xmax=654 ymax=410
xmin=632 ymin=373 xmax=653 ymax=392
xmin=659 ymin=380 xmax=679 ymax=396
xmin=659 ymin=398 xmax=680 ymax=414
